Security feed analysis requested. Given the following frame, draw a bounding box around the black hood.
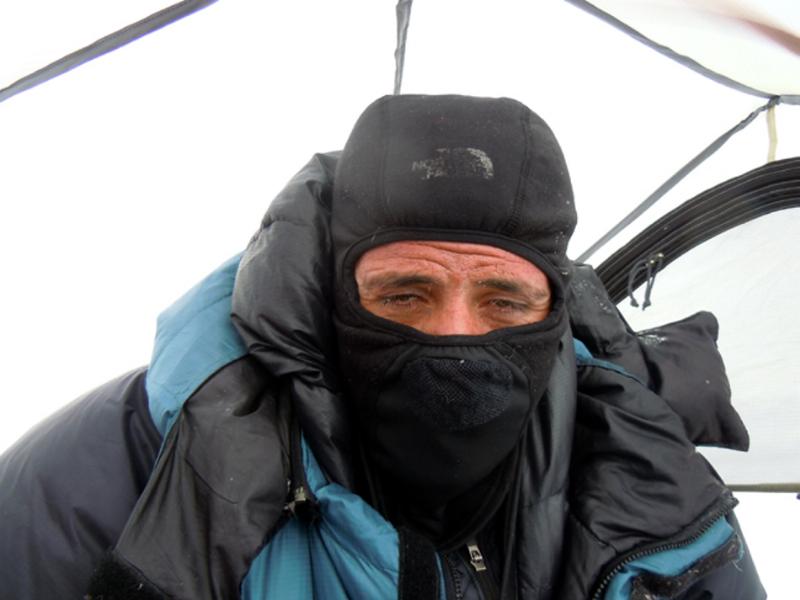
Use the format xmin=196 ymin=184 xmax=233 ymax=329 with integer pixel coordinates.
xmin=231 ymin=152 xmax=356 ymax=488
xmin=332 ymin=94 xmax=576 ymax=300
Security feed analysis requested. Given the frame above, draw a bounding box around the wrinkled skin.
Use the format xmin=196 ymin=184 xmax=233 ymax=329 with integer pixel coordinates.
xmin=356 ymin=241 xmax=552 ymax=335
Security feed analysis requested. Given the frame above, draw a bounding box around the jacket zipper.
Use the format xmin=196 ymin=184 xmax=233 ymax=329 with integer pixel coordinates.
xmin=444 ymin=553 xmax=464 ymax=600
xmin=590 ymin=495 xmax=738 ymax=599
xmin=284 ymin=414 xmax=319 ymax=521
xmin=466 ymin=539 xmax=500 ymax=600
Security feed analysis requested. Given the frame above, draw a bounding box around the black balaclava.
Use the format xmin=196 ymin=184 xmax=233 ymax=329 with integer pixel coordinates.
xmin=331 ymin=95 xmax=576 ymax=547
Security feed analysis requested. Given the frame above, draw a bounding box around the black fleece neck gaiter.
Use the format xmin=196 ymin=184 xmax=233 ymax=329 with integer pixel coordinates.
xmin=335 ymin=305 xmax=566 ymax=526
xmin=330 ymin=94 xmax=577 ymax=543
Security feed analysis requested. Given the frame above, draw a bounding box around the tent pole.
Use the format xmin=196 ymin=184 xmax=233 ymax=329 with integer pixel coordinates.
xmin=394 ymin=0 xmax=414 ymax=95
xmin=0 ymin=0 xmax=217 ymax=105
xmin=576 ymin=97 xmax=780 ymax=264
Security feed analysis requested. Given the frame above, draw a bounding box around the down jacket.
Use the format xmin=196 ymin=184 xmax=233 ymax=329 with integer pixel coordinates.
xmin=0 ymin=153 xmax=765 ymax=599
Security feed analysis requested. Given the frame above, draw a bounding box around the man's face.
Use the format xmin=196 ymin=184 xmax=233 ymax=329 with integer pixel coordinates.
xmin=355 ymin=240 xmax=551 ymax=336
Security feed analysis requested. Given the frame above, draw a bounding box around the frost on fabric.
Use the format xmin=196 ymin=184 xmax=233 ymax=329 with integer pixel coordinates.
xmin=638 ymin=333 xmax=668 ymax=346
xmin=411 ymin=147 xmax=495 ymax=180
xmin=571 ymin=277 xmax=616 ymax=315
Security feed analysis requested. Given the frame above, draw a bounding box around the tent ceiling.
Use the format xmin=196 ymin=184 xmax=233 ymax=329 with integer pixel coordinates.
xmin=572 ymin=0 xmax=800 ymax=102
xmin=5 ymin=2 xmax=799 ymax=108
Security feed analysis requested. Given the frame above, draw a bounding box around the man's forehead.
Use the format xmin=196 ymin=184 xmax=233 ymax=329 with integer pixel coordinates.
xmin=355 ymin=240 xmax=548 ymax=281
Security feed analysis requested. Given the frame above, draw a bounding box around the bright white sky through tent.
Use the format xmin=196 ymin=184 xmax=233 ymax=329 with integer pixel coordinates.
xmin=0 ymin=1 xmax=798 ymax=597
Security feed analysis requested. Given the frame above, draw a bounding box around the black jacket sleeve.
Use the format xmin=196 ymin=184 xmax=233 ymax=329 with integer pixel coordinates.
xmin=568 ymin=264 xmax=766 ymax=600
xmin=0 ymin=368 xmax=162 ymax=598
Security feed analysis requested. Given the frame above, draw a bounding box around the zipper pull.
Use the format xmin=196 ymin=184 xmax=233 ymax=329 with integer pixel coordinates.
xmin=467 ymin=540 xmax=487 ymax=572
xmin=284 ymin=484 xmax=304 ymax=515
xmin=293 ymin=485 xmax=309 ymax=505
xmin=284 ymin=403 xmax=319 ymax=522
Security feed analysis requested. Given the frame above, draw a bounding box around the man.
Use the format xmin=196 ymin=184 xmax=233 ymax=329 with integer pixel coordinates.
xmin=0 ymin=95 xmax=764 ymax=598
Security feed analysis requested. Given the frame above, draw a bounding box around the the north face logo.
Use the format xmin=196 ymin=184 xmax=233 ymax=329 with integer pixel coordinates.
xmin=411 ymin=147 xmax=495 ymax=180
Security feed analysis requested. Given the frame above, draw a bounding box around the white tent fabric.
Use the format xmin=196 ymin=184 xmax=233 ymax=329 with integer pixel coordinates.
xmin=572 ymin=0 xmax=800 ymax=100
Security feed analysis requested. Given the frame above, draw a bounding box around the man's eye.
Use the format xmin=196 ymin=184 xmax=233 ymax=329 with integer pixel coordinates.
xmin=489 ymin=298 xmax=528 ymax=312
xmin=381 ymin=294 xmax=420 ymax=306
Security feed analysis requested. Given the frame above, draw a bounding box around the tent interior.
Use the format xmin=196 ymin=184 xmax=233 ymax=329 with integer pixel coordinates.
xmin=1 ymin=0 xmax=798 ymax=596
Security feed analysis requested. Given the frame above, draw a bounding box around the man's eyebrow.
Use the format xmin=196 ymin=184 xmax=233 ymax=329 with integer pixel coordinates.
xmin=360 ymin=274 xmax=437 ymax=290
xmin=477 ymin=278 xmax=550 ymax=298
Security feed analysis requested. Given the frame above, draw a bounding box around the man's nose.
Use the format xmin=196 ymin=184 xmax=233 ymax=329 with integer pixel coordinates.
xmin=424 ymin=297 xmax=485 ymax=336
